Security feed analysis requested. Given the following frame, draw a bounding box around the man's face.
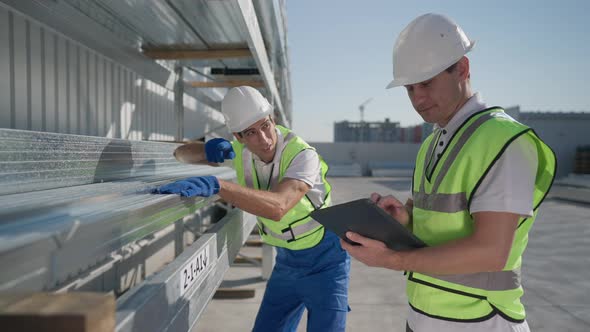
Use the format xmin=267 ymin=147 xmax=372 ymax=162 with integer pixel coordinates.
xmin=235 ymin=117 xmax=277 ymax=163
xmin=404 ymin=58 xmax=469 ymax=127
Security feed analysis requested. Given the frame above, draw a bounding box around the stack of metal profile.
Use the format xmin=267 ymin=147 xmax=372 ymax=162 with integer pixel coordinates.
xmin=0 ymin=128 xmax=237 ymax=292
xmin=0 ymin=128 xmax=260 ymax=331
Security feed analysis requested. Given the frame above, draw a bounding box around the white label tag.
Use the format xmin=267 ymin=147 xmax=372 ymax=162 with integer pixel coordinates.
xmin=179 ymin=245 xmax=210 ymax=296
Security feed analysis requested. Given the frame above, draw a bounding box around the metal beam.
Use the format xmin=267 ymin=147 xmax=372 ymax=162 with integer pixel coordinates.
xmin=0 ymin=129 xmax=236 ymax=291
xmin=174 ymin=66 xmax=184 ymax=141
xmin=210 ymin=67 xmax=260 ymax=76
xmin=188 ymin=80 xmax=264 ymax=88
xmin=234 ymin=0 xmax=290 ymax=128
xmin=115 ymin=209 xmax=257 ymax=332
xmin=142 ymin=48 xmax=252 ymax=60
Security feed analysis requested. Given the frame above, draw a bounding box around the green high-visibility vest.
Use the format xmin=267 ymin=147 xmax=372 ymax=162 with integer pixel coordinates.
xmin=408 ymin=108 xmax=556 ymax=322
xmin=232 ymin=125 xmax=332 ymax=250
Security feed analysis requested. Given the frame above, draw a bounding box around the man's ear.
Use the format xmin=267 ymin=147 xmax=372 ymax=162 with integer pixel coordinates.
xmin=458 ymin=56 xmax=470 ymax=80
xmin=233 ymin=133 xmax=243 ymax=143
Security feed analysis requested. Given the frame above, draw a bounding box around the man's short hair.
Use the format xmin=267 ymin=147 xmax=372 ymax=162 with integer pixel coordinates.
xmin=445 ymin=61 xmax=459 ymax=73
xmin=445 ymin=59 xmax=469 ymax=79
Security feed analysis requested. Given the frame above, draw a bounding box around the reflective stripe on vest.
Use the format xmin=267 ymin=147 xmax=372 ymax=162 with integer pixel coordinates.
xmin=413 ymin=192 xmax=467 ymax=213
xmin=424 ymin=268 xmax=521 ymax=291
xmin=259 ymin=218 xmax=323 ymax=242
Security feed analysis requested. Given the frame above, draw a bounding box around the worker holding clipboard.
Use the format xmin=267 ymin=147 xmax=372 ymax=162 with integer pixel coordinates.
xmin=336 ymin=13 xmax=556 ymax=332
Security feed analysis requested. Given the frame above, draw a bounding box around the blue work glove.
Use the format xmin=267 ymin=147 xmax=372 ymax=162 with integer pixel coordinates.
xmin=154 ymin=176 xmax=220 ymax=197
xmin=205 ymin=138 xmax=235 ymax=163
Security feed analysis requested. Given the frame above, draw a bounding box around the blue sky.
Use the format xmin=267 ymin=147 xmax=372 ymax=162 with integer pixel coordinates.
xmin=286 ymin=0 xmax=590 ymax=142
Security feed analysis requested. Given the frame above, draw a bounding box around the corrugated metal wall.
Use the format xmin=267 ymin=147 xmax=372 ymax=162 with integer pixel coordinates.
xmin=0 ymin=5 xmax=185 ymax=141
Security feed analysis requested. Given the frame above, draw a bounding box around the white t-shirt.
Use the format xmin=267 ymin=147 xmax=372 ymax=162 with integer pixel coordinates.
xmin=250 ymin=128 xmax=326 ymax=207
xmin=408 ymin=93 xmax=537 ymax=332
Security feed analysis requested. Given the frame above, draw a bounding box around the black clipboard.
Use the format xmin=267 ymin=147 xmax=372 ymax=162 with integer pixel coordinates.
xmin=310 ymin=198 xmax=426 ymax=251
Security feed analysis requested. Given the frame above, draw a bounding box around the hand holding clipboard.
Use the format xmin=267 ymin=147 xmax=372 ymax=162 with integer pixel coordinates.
xmin=310 ymin=197 xmax=426 ymax=251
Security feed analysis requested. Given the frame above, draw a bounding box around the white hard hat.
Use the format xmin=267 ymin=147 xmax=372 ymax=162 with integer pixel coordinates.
xmin=221 ymin=86 xmax=273 ymax=132
xmin=386 ymin=13 xmax=475 ymax=89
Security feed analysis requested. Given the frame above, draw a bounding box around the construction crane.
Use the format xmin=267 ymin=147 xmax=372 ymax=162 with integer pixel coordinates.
xmin=358 ymin=98 xmax=373 ymax=142
xmin=359 ymin=97 xmax=373 ymax=123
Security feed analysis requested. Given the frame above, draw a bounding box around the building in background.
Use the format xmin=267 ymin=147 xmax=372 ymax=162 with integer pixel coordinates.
xmin=507 ymin=106 xmax=590 ymax=177
xmin=400 ymin=122 xmax=434 ymax=143
xmin=334 ymin=118 xmax=432 ymax=143
xmin=333 ymin=106 xmax=590 ymax=178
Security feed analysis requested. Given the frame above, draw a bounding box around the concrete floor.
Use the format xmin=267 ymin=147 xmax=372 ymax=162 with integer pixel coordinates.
xmin=193 ymin=177 xmax=590 ymax=332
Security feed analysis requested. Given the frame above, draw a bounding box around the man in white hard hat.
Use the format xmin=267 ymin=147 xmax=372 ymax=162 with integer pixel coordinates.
xmin=156 ymin=86 xmax=351 ymax=331
xmin=340 ymin=13 xmax=556 ymax=332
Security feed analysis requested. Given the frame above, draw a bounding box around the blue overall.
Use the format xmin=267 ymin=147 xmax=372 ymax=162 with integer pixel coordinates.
xmin=252 ymin=230 xmax=351 ymax=332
